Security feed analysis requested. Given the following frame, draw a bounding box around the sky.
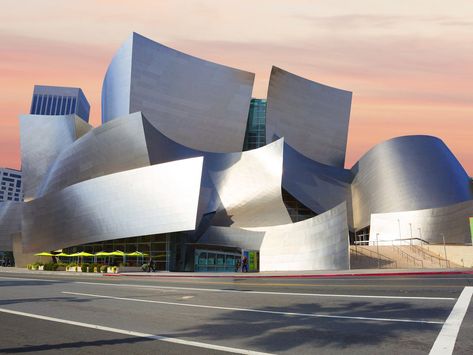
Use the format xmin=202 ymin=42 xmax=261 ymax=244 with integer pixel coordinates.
xmin=0 ymin=0 xmax=472 ymax=174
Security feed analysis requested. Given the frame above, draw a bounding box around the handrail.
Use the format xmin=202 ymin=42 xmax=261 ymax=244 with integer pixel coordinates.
xmin=351 ymin=246 xmax=398 ymax=269
xmin=391 ymin=244 xmax=424 ymax=268
xmin=410 ymin=244 xmax=450 ymax=268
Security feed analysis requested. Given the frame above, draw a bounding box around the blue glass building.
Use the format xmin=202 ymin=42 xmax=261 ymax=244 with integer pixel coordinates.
xmin=30 ymin=85 xmax=90 ymax=122
xmin=243 ymin=99 xmax=266 ymax=150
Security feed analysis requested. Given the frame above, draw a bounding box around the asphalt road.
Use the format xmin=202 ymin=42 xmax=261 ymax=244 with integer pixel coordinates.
xmin=0 ymin=272 xmax=472 ymax=354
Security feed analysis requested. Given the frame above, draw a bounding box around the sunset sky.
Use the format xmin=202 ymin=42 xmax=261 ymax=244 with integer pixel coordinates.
xmin=0 ymin=0 xmax=472 ymax=174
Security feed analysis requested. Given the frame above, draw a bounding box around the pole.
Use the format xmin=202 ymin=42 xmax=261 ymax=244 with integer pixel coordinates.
xmin=397 ymin=218 xmax=401 ymax=244
xmin=409 ymin=223 xmax=413 ymax=245
xmin=376 ymin=233 xmax=380 ymax=269
xmin=442 ymin=233 xmax=448 ymax=268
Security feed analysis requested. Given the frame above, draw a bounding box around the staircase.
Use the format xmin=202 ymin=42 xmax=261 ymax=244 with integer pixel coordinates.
xmin=350 ymin=242 xmax=461 ymax=269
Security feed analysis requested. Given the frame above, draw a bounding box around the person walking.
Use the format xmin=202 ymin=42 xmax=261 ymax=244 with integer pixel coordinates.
xmin=242 ymin=256 xmax=249 ymax=272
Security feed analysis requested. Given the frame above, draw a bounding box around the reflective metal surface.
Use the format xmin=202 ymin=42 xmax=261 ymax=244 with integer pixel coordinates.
xmin=256 ymin=202 xmax=349 ymax=271
xmin=282 ymin=142 xmax=353 ymax=215
xmin=197 ymin=226 xmax=265 ymax=251
xmin=142 ymin=118 xmax=291 ymax=228
xmin=351 ymin=135 xmax=473 ymax=229
xmin=206 ymin=139 xmax=292 ymax=228
xmin=20 ymin=114 xmax=92 ymax=200
xmin=102 ymin=32 xmax=254 ymax=153
xmin=370 ymin=199 xmax=473 ymax=245
xmin=22 ymin=158 xmax=203 ymax=253
xmin=0 ymin=202 xmax=22 ymax=250
xmin=39 ymin=112 xmax=150 ymax=196
xmin=266 ymin=66 xmax=352 ymax=167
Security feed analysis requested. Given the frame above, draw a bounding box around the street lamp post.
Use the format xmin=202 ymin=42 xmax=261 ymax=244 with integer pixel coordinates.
xmin=409 ymin=223 xmax=413 ymax=246
xmin=376 ymin=233 xmax=380 ymax=269
xmin=397 ymin=218 xmax=401 ymax=245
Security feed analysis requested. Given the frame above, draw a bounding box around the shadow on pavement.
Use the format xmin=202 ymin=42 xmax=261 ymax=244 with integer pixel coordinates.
xmin=166 ymin=300 xmax=444 ymax=352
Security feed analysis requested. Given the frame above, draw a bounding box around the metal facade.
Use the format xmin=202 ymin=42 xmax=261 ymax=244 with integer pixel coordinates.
xmin=258 ymin=202 xmax=350 ymax=271
xmin=39 ymin=113 xmax=150 ymax=196
xmin=20 ymin=114 xmax=92 ymax=201
xmin=369 ymin=199 xmax=473 ymax=245
xmin=22 ymin=158 xmax=203 ymax=253
xmin=0 ymin=202 xmax=22 ymax=250
xmin=102 ymin=33 xmax=254 ymax=153
xmin=3 ymin=32 xmax=472 ymax=272
xmin=266 ymin=66 xmax=352 ymax=167
xmin=351 ymin=135 xmax=473 ymax=229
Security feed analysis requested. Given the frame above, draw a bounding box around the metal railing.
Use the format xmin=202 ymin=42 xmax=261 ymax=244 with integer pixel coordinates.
xmin=390 ymin=244 xmax=424 ymax=268
xmin=351 ymin=246 xmax=398 ymax=269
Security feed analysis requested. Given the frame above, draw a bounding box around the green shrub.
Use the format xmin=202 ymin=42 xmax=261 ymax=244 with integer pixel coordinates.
xmin=141 ymin=263 xmax=148 ymax=272
xmin=100 ymin=265 xmax=108 ymax=273
xmin=43 ymin=262 xmax=58 ymax=271
xmin=81 ymin=263 xmax=90 ymax=272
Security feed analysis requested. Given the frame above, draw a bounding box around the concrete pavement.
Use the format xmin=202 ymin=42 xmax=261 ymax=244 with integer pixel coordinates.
xmin=0 ymin=271 xmax=472 ymax=354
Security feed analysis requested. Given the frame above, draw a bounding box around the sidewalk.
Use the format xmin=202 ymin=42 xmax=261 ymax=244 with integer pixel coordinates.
xmin=1 ymin=266 xmax=472 ymax=279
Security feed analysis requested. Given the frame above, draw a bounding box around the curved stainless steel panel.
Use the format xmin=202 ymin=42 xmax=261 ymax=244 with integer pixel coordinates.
xmin=22 ymin=158 xmax=203 ymax=253
xmin=370 ymin=199 xmax=473 ymax=245
xmin=0 ymin=202 xmax=22 ymax=251
xmin=254 ymin=202 xmax=349 ymax=271
xmin=142 ymin=118 xmax=291 ymax=228
xmin=102 ymin=32 xmax=254 ymax=153
xmin=20 ymin=114 xmax=92 ymax=200
xmin=266 ymin=66 xmax=352 ymax=167
xmin=282 ymin=142 xmax=353 ymax=215
xmin=206 ymin=139 xmax=292 ymax=228
xmin=39 ymin=112 xmax=150 ymax=196
xmin=351 ymin=135 xmax=473 ymax=229
xmin=101 ymin=34 xmax=133 ymax=125
xmin=197 ymin=226 xmax=265 ymax=251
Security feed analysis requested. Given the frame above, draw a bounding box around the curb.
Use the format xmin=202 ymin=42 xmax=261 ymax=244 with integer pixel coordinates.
xmin=104 ymin=270 xmax=473 ymax=279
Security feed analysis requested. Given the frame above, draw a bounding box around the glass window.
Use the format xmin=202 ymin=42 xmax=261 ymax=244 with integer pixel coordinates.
xmin=66 ymin=97 xmax=72 ymax=114
xmin=59 ymin=97 xmax=65 ymax=115
xmin=71 ymin=97 xmax=77 ymax=114
xmin=216 ymin=254 xmax=224 ymax=265
xmin=46 ymin=95 xmax=52 ymax=114
xmin=37 ymin=96 xmax=43 ymax=114
xmin=31 ymin=95 xmax=38 ymax=114
xmin=52 ymin=96 xmax=58 ymax=115
xmin=207 ymin=253 xmax=216 ymax=265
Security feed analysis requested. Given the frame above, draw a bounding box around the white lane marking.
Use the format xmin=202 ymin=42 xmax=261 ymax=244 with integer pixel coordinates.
xmin=63 ymin=291 xmax=444 ymax=325
xmin=429 ymin=286 xmax=473 ymax=355
xmin=0 ymin=307 xmax=272 ymax=355
xmin=75 ymin=281 xmax=456 ymax=301
xmin=0 ymin=276 xmax=61 ymax=282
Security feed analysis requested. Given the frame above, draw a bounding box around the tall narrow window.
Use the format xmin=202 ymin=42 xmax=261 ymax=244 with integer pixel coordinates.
xmin=41 ymin=95 xmax=47 ymax=114
xmin=52 ymin=96 xmax=58 ymax=115
xmin=31 ymin=95 xmax=38 ymax=114
xmin=71 ymin=97 xmax=77 ymax=115
xmin=36 ymin=96 xmax=43 ymax=114
xmin=46 ymin=95 xmax=52 ymax=114
xmin=66 ymin=97 xmax=72 ymax=114
xmin=59 ymin=97 xmax=65 ymax=115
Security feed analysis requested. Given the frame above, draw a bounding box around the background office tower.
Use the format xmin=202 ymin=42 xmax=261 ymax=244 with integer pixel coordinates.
xmin=0 ymin=168 xmax=23 ymax=202
xmin=243 ymin=99 xmax=267 ymax=151
xmin=29 ymin=85 xmax=90 ymax=122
